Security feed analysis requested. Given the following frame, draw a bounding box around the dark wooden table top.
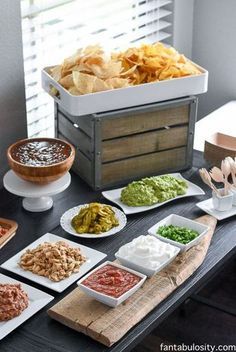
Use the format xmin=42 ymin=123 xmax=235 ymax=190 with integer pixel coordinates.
xmin=0 ymin=151 xmax=236 ymax=352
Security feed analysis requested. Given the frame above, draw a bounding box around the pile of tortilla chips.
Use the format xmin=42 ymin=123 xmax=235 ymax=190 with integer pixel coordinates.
xmin=50 ymin=43 xmax=201 ymax=96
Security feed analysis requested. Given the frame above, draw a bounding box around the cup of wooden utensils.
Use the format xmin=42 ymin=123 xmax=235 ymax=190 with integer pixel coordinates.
xmin=212 ymin=188 xmax=233 ymax=212
xmin=199 ymin=156 xmax=236 ymax=212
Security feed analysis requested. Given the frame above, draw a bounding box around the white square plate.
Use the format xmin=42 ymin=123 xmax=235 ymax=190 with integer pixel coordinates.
xmin=0 ymin=273 xmax=54 ymax=340
xmin=1 ymin=233 xmax=107 ymax=292
xmin=102 ymin=173 xmax=205 ymax=215
xmin=148 ymin=214 xmax=209 ymax=252
xmin=196 ymin=198 xmax=236 ymax=220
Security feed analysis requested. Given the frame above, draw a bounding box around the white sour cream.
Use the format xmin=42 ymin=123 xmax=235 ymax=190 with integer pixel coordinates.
xmin=117 ymin=235 xmax=177 ymax=269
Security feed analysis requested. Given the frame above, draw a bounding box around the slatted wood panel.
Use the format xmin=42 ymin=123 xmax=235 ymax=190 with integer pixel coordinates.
xmin=58 ymin=113 xmax=93 ymax=158
xmin=58 ymin=133 xmax=93 ymax=186
xmin=101 ymin=105 xmax=189 ymax=140
xmin=101 ymin=146 xmax=186 ymax=186
xmin=58 ymin=108 xmax=94 ymax=137
xmin=56 ymin=98 xmax=196 ymax=189
xmin=48 ymin=216 xmax=217 ymax=347
xmin=102 ymin=125 xmax=188 ymax=162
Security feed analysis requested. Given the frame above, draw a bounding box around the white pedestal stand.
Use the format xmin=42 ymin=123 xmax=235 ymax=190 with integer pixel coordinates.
xmin=3 ymin=170 xmax=71 ymax=212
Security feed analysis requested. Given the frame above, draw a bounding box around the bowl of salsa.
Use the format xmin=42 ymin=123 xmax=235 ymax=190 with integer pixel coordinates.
xmin=77 ymin=261 xmax=146 ymax=307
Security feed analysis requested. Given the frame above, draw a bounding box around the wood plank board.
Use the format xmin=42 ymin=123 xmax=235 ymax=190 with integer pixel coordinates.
xmin=58 ymin=113 xmax=93 ymax=157
xmin=101 ymin=105 xmax=189 ymax=140
xmin=58 ymin=133 xmax=93 ymax=186
xmin=57 ymin=108 xmax=94 ymax=138
xmin=48 ymin=215 xmax=217 ymax=347
xmin=101 ymin=146 xmax=186 ymax=186
xmin=102 ymin=125 xmax=188 ymax=162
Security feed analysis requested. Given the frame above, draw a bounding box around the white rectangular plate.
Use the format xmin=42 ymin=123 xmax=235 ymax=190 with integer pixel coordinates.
xmin=0 ymin=273 xmax=54 ymax=340
xmin=102 ymin=173 xmax=205 ymax=215
xmin=196 ymin=198 xmax=236 ymax=220
xmin=1 ymin=233 xmax=107 ymax=292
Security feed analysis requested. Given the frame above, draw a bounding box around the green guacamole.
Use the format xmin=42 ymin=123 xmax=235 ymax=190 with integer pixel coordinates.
xmin=120 ymin=175 xmax=188 ymax=206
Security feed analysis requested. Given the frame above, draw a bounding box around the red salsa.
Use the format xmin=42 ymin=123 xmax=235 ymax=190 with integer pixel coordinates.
xmin=82 ymin=264 xmax=141 ymax=298
xmin=0 ymin=225 xmax=8 ymax=237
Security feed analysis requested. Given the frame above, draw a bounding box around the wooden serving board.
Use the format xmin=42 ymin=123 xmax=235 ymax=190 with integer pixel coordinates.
xmin=0 ymin=218 xmax=18 ymax=249
xmin=48 ymin=215 xmax=217 ymax=347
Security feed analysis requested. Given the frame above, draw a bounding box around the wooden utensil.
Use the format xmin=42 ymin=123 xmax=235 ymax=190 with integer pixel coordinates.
xmin=209 ymin=167 xmax=224 ymax=183
xmin=209 ymin=166 xmax=229 ymax=196
xmin=226 ymin=156 xmax=236 ymax=186
xmin=221 ymin=159 xmax=231 ymax=195
xmin=199 ymin=168 xmax=219 ymax=195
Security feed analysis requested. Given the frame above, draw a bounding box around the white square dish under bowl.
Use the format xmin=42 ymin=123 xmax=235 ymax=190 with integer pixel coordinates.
xmin=115 ymin=235 xmax=180 ymax=277
xmin=148 ymin=214 xmax=209 ymax=252
xmin=77 ymin=261 xmax=146 ymax=307
xmin=0 ymin=273 xmax=54 ymax=340
xmin=1 ymin=233 xmax=107 ymax=292
xmin=196 ymin=198 xmax=236 ymax=221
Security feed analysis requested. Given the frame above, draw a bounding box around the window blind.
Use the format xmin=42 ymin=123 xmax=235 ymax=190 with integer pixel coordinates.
xmin=21 ymin=0 xmax=174 ymax=138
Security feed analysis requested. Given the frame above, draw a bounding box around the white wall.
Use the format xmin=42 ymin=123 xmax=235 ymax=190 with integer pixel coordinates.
xmin=192 ymin=0 xmax=236 ymax=119
xmin=0 ymin=1 xmax=27 ymax=186
xmin=173 ymin=0 xmax=194 ymax=59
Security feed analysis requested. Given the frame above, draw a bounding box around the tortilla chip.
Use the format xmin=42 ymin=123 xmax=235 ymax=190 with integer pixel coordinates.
xmin=59 ymin=74 xmax=74 ymax=89
xmin=93 ymin=77 xmax=111 ymax=92
xmin=89 ymin=61 xmax=122 ymax=79
xmin=72 ymin=71 xmax=97 ymax=94
xmin=50 ymin=65 xmax=62 ymax=82
xmin=105 ymin=77 xmax=129 ymax=89
xmin=68 ymin=86 xmax=81 ymax=95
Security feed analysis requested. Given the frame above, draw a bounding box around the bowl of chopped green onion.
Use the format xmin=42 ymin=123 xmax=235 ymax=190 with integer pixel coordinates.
xmin=148 ymin=214 xmax=209 ymax=252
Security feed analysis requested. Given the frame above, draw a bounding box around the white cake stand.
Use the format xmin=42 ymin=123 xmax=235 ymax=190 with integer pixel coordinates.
xmin=3 ymin=170 xmax=71 ymax=212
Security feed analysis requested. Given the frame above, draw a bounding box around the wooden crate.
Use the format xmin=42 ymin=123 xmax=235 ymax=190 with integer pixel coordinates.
xmin=55 ymin=96 xmax=198 ymax=190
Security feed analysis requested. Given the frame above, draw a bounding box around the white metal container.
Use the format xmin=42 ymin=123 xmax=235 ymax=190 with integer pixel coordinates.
xmin=42 ymin=61 xmax=208 ymax=116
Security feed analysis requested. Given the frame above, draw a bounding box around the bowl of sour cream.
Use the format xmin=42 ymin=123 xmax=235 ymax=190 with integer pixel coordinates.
xmin=115 ymin=235 xmax=180 ymax=277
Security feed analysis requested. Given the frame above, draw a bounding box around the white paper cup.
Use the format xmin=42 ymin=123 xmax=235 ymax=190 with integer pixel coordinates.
xmin=212 ymin=188 xmax=233 ymax=211
xmin=230 ymin=186 xmax=236 ymax=206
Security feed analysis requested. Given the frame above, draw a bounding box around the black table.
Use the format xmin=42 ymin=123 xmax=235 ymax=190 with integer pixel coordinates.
xmin=0 ymin=151 xmax=236 ymax=352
